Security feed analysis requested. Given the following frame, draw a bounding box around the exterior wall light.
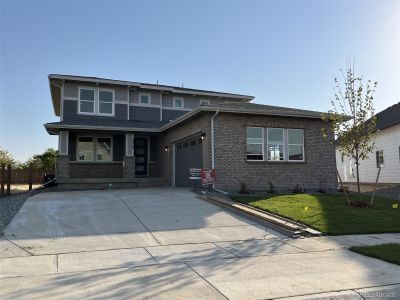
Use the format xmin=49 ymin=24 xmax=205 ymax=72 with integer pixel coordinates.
xmin=201 ymin=132 xmax=206 ymax=140
xmin=164 ymin=146 xmax=169 ymax=152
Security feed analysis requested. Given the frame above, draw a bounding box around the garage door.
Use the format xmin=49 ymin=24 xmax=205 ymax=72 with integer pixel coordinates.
xmin=175 ymin=136 xmax=203 ymax=187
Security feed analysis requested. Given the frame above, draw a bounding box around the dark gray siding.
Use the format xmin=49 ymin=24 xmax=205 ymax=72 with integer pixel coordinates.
xmin=130 ymin=106 xmax=160 ymax=122
xmin=162 ymin=109 xmax=186 ymax=122
xmin=68 ymin=132 xmax=77 ymax=161
xmin=63 ymin=100 xmax=128 ymax=121
xmin=113 ymin=134 xmax=125 ymax=161
xmin=150 ymin=136 xmax=157 ymax=162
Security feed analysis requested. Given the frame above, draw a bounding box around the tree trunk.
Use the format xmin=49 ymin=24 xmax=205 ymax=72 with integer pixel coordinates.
xmin=355 ymin=147 xmax=361 ymax=201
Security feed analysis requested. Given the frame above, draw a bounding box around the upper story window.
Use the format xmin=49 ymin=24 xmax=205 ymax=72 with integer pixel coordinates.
xmin=79 ymin=89 xmax=95 ymax=114
xmin=139 ymin=93 xmax=151 ymax=104
xmin=246 ymin=127 xmax=264 ymax=160
xmin=376 ymin=150 xmax=384 ymax=168
xmin=174 ymin=97 xmax=184 ymax=109
xmin=200 ymin=99 xmax=210 ymax=105
xmin=99 ymin=90 xmax=114 ymax=115
xmin=78 ymin=87 xmax=114 ymax=116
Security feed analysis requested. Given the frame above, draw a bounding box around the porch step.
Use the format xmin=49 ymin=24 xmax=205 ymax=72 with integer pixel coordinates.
xmin=56 ymin=177 xmax=168 ymax=190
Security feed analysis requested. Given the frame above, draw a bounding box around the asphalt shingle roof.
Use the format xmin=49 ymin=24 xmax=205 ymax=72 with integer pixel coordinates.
xmin=374 ymin=102 xmax=400 ymax=130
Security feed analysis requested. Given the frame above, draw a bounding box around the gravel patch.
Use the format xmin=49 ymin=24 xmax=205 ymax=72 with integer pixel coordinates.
xmin=0 ymin=190 xmax=42 ymax=237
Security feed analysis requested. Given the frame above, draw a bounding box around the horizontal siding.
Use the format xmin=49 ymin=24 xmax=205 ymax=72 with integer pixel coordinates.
xmin=129 ymin=89 xmax=161 ymax=105
xmin=64 ymin=81 xmax=128 ymax=102
xmin=336 ymin=124 xmax=400 ymax=183
xmin=63 ymin=100 xmax=128 ymax=121
xmin=162 ymin=109 xmax=186 ymax=122
xmin=129 ymin=106 xmax=160 ymax=122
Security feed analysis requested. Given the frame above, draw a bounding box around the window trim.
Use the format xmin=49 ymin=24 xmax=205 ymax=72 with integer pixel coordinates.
xmin=98 ymin=88 xmax=115 ymax=116
xmin=376 ymin=149 xmax=384 ymax=168
xmin=287 ymin=128 xmax=305 ymax=162
xmin=267 ymin=127 xmax=285 ymax=162
xmin=246 ymin=126 xmax=264 ymax=161
xmin=139 ymin=93 xmax=151 ymax=105
xmin=246 ymin=127 xmax=305 ymax=162
xmin=76 ymin=135 xmax=113 ymax=162
xmin=200 ymin=99 xmax=210 ymax=105
xmin=78 ymin=87 xmax=96 ymax=115
xmin=173 ymin=97 xmax=184 ymax=109
xmin=78 ymin=86 xmax=115 ymax=117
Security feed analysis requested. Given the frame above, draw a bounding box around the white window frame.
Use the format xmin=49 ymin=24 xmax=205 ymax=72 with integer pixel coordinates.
xmin=376 ymin=149 xmax=384 ymax=168
xmin=76 ymin=135 xmax=113 ymax=162
xmin=267 ymin=128 xmax=285 ymax=161
xmin=200 ymin=99 xmax=210 ymax=105
xmin=78 ymin=87 xmax=96 ymax=115
xmin=246 ymin=127 xmax=264 ymax=161
xmin=173 ymin=97 xmax=184 ymax=109
xmin=98 ymin=88 xmax=115 ymax=116
xmin=287 ymin=129 xmax=305 ymax=162
xmin=139 ymin=93 xmax=151 ymax=105
xmin=78 ymin=87 xmax=115 ymax=117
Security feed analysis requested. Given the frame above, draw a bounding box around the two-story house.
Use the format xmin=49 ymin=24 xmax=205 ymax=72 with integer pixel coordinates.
xmin=45 ymin=74 xmax=337 ymax=192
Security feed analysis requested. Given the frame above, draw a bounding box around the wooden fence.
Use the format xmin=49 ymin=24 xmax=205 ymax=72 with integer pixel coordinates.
xmin=0 ymin=164 xmax=55 ymax=197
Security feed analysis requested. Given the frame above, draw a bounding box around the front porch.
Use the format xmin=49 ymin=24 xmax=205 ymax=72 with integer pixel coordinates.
xmin=55 ymin=130 xmax=168 ymax=189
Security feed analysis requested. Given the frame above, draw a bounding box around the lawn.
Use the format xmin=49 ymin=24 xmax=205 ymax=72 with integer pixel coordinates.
xmin=230 ymin=194 xmax=400 ymax=235
xmin=350 ymin=244 xmax=400 ymax=265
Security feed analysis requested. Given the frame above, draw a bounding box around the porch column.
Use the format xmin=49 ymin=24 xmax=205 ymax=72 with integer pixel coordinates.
xmin=123 ymin=133 xmax=135 ymax=179
xmin=58 ymin=130 xmax=69 ymax=155
xmin=56 ymin=131 xmax=70 ymax=180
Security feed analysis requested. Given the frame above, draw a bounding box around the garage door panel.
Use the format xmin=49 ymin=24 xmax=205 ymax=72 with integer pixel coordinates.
xmin=175 ymin=137 xmax=202 ymax=187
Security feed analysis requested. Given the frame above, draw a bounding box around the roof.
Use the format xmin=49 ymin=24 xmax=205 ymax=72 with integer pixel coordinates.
xmin=45 ymin=102 xmax=327 ymax=134
xmin=374 ymin=102 xmax=400 ymax=131
xmin=45 ymin=119 xmax=167 ymax=134
xmin=48 ymin=74 xmax=255 ymax=116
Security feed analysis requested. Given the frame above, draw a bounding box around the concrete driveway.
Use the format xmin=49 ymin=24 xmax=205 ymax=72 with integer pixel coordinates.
xmin=1 ymin=188 xmax=400 ymax=299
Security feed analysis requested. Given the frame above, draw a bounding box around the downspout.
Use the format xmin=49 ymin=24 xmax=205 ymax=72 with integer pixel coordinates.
xmin=211 ymin=110 xmax=219 ymax=170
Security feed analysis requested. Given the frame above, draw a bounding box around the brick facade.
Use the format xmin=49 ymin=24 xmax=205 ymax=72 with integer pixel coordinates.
xmin=123 ymin=156 xmax=135 ymax=179
xmin=213 ymin=113 xmax=337 ymax=192
xmin=158 ymin=113 xmax=212 ymax=185
xmin=69 ymin=162 xmax=123 ymax=178
xmin=56 ymin=155 xmax=70 ymax=179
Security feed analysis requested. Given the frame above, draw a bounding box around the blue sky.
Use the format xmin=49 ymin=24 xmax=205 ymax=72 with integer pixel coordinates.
xmin=1 ymin=0 xmax=399 ymax=161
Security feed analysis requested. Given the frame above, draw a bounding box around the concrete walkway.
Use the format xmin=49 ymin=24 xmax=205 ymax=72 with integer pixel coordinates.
xmin=1 ymin=188 xmax=399 ymax=299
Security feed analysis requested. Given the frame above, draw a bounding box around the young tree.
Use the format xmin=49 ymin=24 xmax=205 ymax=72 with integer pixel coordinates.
xmin=322 ymin=65 xmax=377 ymax=201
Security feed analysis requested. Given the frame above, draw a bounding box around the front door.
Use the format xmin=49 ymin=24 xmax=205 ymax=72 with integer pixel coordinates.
xmin=134 ymin=138 xmax=148 ymax=176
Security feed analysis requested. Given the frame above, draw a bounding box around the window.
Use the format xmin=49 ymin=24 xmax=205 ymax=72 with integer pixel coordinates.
xmin=96 ymin=138 xmax=112 ymax=161
xmin=79 ymin=89 xmax=95 ymax=114
xmin=341 ymin=153 xmax=344 ymax=163
xmin=77 ymin=137 xmax=112 ymax=162
xmin=99 ymin=90 xmax=113 ymax=115
xmin=376 ymin=150 xmax=384 ymax=168
xmin=246 ymin=127 xmax=305 ymax=162
xmin=79 ymin=87 xmax=114 ymax=116
xmin=287 ymin=129 xmax=304 ymax=161
xmin=267 ymin=128 xmax=284 ymax=161
xmin=246 ymin=127 xmax=264 ymax=160
xmin=200 ymin=99 xmax=210 ymax=105
xmin=174 ymin=97 xmax=184 ymax=108
xmin=78 ymin=137 xmax=94 ymax=161
xmin=139 ymin=93 xmax=150 ymax=104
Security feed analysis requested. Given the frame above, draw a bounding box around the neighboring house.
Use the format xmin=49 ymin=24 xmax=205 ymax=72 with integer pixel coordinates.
xmin=45 ymin=74 xmax=337 ymax=192
xmin=336 ymin=102 xmax=400 ymax=184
